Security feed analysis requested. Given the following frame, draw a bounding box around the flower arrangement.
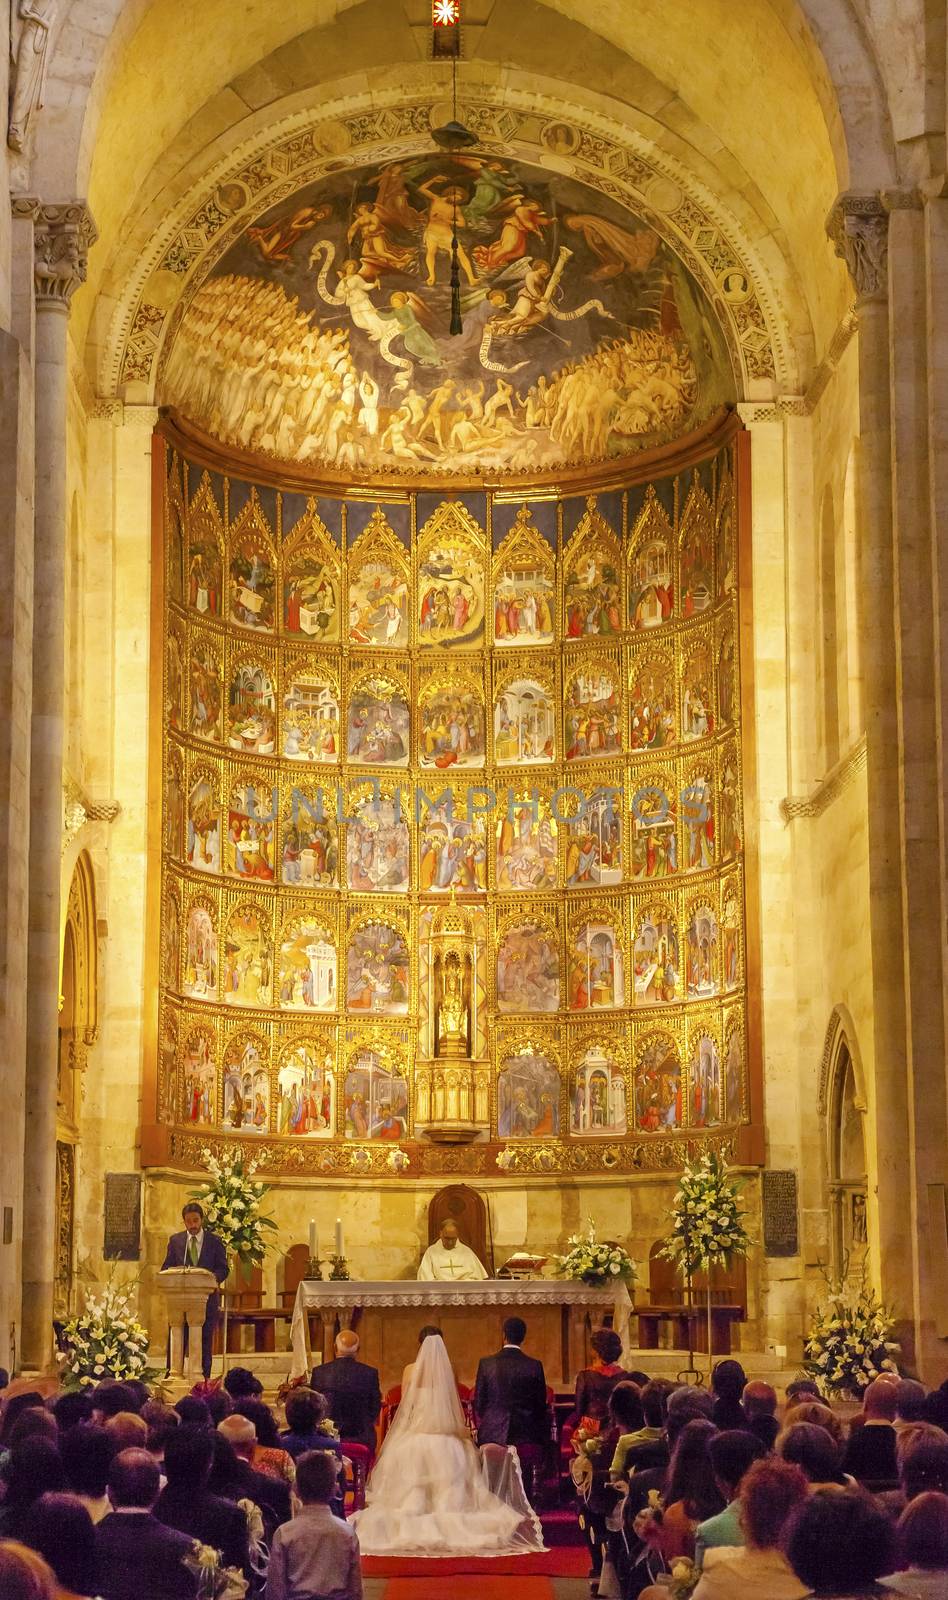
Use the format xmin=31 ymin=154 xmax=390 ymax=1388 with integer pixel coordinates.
xmin=183 ymin=1541 xmax=248 ymax=1599
xmin=661 ymin=1151 xmax=749 ymax=1276
xmin=558 ymin=1220 xmax=636 ymax=1288
xmin=192 ymin=1147 xmax=276 ymax=1274
xmin=803 ymin=1273 xmax=899 ymax=1397
xmin=56 ymin=1280 xmax=153 ymax=1390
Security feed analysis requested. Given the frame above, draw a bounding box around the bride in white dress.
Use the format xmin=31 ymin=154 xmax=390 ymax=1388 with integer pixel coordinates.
xmin=352 ymin=1329 xmax=546 ymax=1557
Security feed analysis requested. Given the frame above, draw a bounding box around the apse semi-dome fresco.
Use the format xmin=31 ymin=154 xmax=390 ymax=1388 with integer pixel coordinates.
xmin=161 ymin=153 xmax=736 ymax=478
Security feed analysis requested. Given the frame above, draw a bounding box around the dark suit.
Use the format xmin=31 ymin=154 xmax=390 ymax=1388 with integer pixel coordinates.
xmin=156 ymin=1484 xmax=249 ymax=1575
xmin=474 ymin=1345 xmax=549 ymax=1447
xmin=309 ymin=1353 xmax=382 ymax=1452
xmin=96 ymin=1510 xmax=199 ymax=1600
xmin=208 ymin=1454 xmax=291 ymax=1545
xmin=841 ymin=1421 xmax=898 ymax=1484
xmin=162 ymin=1227 xmax=229 ymax=1379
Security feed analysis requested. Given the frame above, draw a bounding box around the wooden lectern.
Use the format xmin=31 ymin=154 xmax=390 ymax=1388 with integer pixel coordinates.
xmin=159 ymin=1267 xmax=217 ymax=1385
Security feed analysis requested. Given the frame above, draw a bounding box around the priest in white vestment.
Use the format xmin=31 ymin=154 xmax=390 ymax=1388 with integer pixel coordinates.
xmin=418 ymin=1219 xmax=488 ymax=1280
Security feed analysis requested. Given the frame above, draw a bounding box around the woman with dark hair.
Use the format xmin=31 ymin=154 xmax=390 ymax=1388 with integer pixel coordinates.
xmin=637 ymin=1417 xmax=724 ymax=1567
xmin=280 ymin=1389 xmax=342 ymax=1461
xmin=573 ymin=1382 xmax=643 ymax=1593
xmin=710 ymin=1362 xmax=748 ymax=1432
xmin=777 ymin=1420 xmax=845 ymax=1487
xmin=0 ymin=1439 xmax=66 ymax=1539
xmin=0 ymin=1393 xmax=48 ymax=1447
xmin=692 ymin=1457 xmax=810 ymax=1599
xmin=233 ymin=1397 xmax=296 ymax=1486
xmin=23 ymin=1492 xmax=100 ymax=1600
xmin=881 ymin=1491 xmax=948 ymax=1596
xmin=786 ymin=1487 xmax=897 ymax=1597
xmin=568 ymin=1328 xmax=626 ymax=1429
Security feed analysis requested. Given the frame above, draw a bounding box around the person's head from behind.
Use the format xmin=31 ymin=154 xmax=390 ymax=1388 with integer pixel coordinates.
xmin=863 ymin=1375 xmax=899 ymax=1420
xmin=503 ymin=1316 xmax=527 ymax=1348
xmin=665 ymin=1417 xmax=721 ymax=1519
xmin=285 ymin=1388 xmax=328 ymax=1437
xmin=786 ymin=1486 xmax=896 ymax=1595
xmin=897 ymin=1424 xmax=948 ymax=1477
xmin=902 ymin=1441 xmax=948 ymax=1502
xmin=204 ymin=1388 xmax=233 ymax=1426
xmin=608 ymin=1381 xmax=643 ymax=1433
xmin=895 ymin=1378 xmax=929 ymax=1424
xmin=897 ymin=1490 xmax=948 ymax=1572
xmin=742 ymin=1380 xmax=777 ymax=1419
xmin=335 ymin=1329 xmax=360 ymax=1358
xmin=295 ymin=1449 xmax=339 ymax=1506
xmin=666 ymin=1384 xmax=714 ymax=1445
xmin=60 ymin=1423 xmax=112 ymax=1499
xmin=52 ymin=1391 xmax=93 ymax=1434
xmin=738 ymin=1456 xmax=808 ymax=1551
xmin=181 ymin=1202 xmax=204 ymax=1237
xmin=107 ymin=1448 xmax=160 ymax=1512
xmin=105 ymin=1411 xmax=148 ymax=1453
xmin=439 ymin=1220 xmax=460 ymax=1250
xmin=163 ymin=1424 xmax=215 ymax=1491
xmin=5 ymin=1438 xmax=65 ymax=1508
xmin=641 ymin=1380 xmax=670 ymax=1429
xmin=222 ymin=1365 xmax=262 ymax=1400
xmin=783 ymin=1400 xmax=844 ymax=1445
xmin=590 ymin=1328 xmax=622 ymax=1367
xmin=234 ymin=1398 xmax=279 ymax=1448
xmin=8 ymin=1409 xmax=58 ymax=1449
xmin=784 ymin=1378 xmax=822 ymax=1407
xmin=0 ymin=1543 xmax=56 ymax=1600
xmin=90 ymin=1381 xmax=139 ymax=1420
xmin=24 ymin=1493 xmax=97 ymax=1597
xmin=0 ymin=1392 xmax=46 ymax=1445
xmin=707 ymin=1429 xmax=768 ymax=1501
xmin=777 ymin=1421 xmax=841 ymax=1484
xmin=174 ymin=1395 xmax=211 ymax=1428
xmin=418 ymin=1325 xmax=442 ymax=1346
xmin=218 ymin=1413 xmax=256 ymax=1460
xmin=711 ymin=1360 xmax=747 ymax=1403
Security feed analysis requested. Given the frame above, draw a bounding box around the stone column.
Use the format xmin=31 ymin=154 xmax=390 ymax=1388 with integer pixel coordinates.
xmin=13 ymin=200 xmax=97 ymax=1368
xmin=825 ymin=194 xmax=916 ymax=1354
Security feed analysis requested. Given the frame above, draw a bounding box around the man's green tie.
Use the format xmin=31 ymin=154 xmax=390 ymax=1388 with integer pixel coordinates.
xmin=188 ymin=1235 xmax=199 ymax=1266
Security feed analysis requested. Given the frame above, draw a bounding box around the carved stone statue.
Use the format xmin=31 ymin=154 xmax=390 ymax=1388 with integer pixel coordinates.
xmin=436 ymin=950 xmax=469 ymax=1058
xmin=8 ymin=0 xmax=56 ymax=154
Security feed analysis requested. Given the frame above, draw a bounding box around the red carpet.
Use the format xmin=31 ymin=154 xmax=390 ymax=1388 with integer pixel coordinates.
xmin=363 ymin=1544 xmax=588 ymax=1578
xmin=381 ymin=1580 xmax=558 ymax=1599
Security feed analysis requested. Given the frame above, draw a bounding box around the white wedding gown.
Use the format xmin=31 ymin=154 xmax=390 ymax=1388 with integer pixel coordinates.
xmin=352 ymin=1332 xmax=546 ymax=1556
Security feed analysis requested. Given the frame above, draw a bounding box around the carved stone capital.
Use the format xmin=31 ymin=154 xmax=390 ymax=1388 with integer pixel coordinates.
xmin=825 ymin=192 xmax=889 ymax=301
xmin=11 ymin=198 xmax=98 ymax=308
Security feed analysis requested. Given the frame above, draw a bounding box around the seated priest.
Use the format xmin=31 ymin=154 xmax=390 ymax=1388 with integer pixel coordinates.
xmin=418 ymin=1219 xmax=488 ymax=1281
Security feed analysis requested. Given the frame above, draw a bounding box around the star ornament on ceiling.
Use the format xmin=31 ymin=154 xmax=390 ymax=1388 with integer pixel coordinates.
xmin=433 ymin=0 xmax=460 ymax=25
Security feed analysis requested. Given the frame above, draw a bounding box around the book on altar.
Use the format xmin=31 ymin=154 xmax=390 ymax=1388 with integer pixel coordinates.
xmin=497 ymin=1252 xmax=549 ymax=1279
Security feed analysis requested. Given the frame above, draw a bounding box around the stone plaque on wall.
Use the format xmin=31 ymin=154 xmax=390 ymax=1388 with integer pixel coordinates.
xmin=762 ymin=1169 xmax=799 ymax=1257
xmin=104 ymin=1174 xmax=142 ymax=1261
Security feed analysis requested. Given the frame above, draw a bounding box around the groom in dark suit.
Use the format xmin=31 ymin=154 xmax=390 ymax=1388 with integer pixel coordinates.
xmin=162 ymin=1202 xmax=229 ymax=1380
xmin=474 ymin=1316 xmax=549 ymax=1447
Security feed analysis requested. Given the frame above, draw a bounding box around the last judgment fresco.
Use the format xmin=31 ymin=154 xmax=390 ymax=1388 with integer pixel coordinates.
xmin=155 ymin=422 xmax=751 ymax=1177
xmin=161 ymin=155 xmax=734 ymax=478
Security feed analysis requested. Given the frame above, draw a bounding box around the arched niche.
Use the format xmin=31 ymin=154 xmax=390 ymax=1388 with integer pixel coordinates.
xmin=819 ymin=1008 xmax=869 ymax=1278
xmin=428 ymin=1184 xmax=489 ymax=1275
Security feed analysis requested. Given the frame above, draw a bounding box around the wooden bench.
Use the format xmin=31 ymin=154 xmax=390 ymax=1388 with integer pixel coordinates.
xmin=635 ymin=1303 xmax=744 ymax=1355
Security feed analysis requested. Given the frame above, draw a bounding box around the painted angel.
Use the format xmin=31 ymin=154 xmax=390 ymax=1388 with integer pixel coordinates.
xmin=473 ymin=196 xmax=551 ymax=270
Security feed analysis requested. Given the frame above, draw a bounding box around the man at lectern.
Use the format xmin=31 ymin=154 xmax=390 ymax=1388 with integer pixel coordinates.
xmin=162 ymin=1202 xmax=229 ymax=1380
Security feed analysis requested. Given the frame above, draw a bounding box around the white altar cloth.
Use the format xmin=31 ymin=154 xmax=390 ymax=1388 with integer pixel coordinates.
xmin=289 ymin=1277 xmax=632 ymax=1380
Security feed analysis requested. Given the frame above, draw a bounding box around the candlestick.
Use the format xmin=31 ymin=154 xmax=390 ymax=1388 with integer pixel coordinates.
xmin=335 ymin=1218 xmax=343 ymax=1256
xmin=309 ymin=1219 xmax=317 ymax=1259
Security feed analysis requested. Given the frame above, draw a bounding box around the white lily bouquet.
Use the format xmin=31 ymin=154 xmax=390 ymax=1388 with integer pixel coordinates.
xmin=803 ymin=1272 xmax=898 ymax=1397
xmin=558 ymin=1219 xmax=636 ymax=1287
xmin=662 ymin=1150 xmax=749 ymax=1275
xmin=192 ymin=1146 xmax=276 ymax=1275
xmin=57 ymin=1280 xmax=153 ymax=1390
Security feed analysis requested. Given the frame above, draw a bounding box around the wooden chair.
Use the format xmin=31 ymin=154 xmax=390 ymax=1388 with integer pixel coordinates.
xmin=281 ymin=1242 xmax=321 ymax=1351
xmin=340 ymin=1442 xmax=371 ymax=1512
xmin=428 ymin=1184 xmax=490 ymax=1273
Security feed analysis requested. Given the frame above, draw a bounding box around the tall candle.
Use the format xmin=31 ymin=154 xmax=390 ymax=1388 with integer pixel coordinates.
xmin=308 ymin=1219 xmax=317 ymax=1259
xmin=335 ymin=1217 xmax=343 ymax=1256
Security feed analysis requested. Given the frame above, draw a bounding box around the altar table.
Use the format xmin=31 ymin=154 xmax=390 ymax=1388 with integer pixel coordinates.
xmin=289 ymin=1278 xmax=633 ymax=1388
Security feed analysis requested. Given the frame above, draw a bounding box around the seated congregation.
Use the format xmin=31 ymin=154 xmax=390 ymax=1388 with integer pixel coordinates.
xmin=0 ymin=1336 xmax=947 ymax=1600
